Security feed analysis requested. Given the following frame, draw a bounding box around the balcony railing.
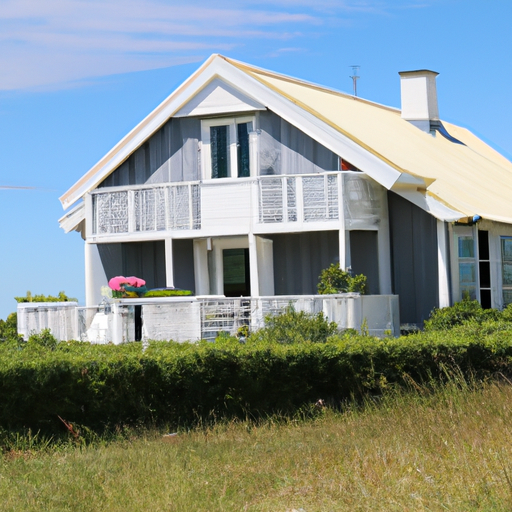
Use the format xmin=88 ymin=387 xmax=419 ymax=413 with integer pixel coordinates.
xmin=258 ymin=173 xmax=339 ymax=223
xmin=92 ymin=182 xmax=201 ymax=235
xmin=90 ymin=172 xmax=380 ymax=236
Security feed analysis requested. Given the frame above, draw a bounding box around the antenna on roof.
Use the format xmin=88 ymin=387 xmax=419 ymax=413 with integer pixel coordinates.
xmin=349 ymin=65 xmax=360 ymax=96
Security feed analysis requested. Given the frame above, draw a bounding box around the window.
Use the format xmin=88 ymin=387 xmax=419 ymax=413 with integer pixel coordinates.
xmin=201 ymin=117 xmax=254 ymax=179
xmin=478 ymin=230 xmax=491 ymax=308
xmin=456 ymin=234 xmax=477 ymax=300
xmin=502 ymin=237 xmax=512 ymax=306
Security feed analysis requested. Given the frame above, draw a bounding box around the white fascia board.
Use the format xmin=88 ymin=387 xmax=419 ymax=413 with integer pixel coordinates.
xmin=60 ymin=56 xmax=259 ymax=210
xmin=393 ymin=188 xmax=463 ymax=221
xmin=210 ymin=62 xmax=402 ymax=190
xmin=61 ymin=56 xmax=402 ymax=210
xmin=58 ymin=201 xmax=85 ymax=232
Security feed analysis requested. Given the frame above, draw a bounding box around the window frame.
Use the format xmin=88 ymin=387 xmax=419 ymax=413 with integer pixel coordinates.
xmin=201 ymin=116 xmax=255 ymax=180
xmin=501 ymin=236 xmax=512 ymax=307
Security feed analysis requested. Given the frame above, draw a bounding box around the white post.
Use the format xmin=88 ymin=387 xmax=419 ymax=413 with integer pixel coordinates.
xmin=437 ymin=219 xmax=450 ymax=308
xmin=248 ymin=233 xmax=260 ymax=297
xmin=193 ymin=239 xmax=210 ymax=295
xmin=377 ymin=188 xmax=392 ymax=294
xmin=165 ymin=238 xmax=174 ymax=288
xmin=338 ymin=172 xmax=346 ymax=269
xmin=85 ymin=242 xmax=108 ymax=307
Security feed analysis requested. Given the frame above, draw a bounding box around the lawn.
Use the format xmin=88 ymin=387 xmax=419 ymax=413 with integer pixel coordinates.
xmin=2 ymin=378 xmax=512 ymax=511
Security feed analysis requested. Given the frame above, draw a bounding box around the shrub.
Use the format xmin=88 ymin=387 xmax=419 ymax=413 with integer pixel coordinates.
xmin=248 ymin=306 xmax=339 ymax=344
xmin=424 ymin=298 xmax=502 ymax=331
xmin=2 ymin=327 xmax=512 ymax=437
xmin=143 ymin=289 xmax=193 ymax=298
xmin=317 ymin=264 xmax=367 ymax=294
xmin=15 ymin=291 xmax=77 ymax=303
xmin=27 ymin=329 xmax=59 ymax=350
xmin=0 ymin=313 xmax=17 ymax=342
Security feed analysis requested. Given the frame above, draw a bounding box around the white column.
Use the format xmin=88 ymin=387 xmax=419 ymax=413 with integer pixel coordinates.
xmin=193 ymin=239 xmax=210 ymax=295
xmin=256 ymin=236 xmax=275 ymax=296
xmin=437 ymin=219 xmax=450 ymax=308
xmin=248 ymin=233 xmax=260 ymax=297
xmin=85 ymin=242 xmax=108 ymax=307
xmin=165 ymin=238 xmax=174 ymax=288
xmin=338 ymin=172 xmax=346 ymax=269
xmin=377 ymin=188 xmax=392 ymax=294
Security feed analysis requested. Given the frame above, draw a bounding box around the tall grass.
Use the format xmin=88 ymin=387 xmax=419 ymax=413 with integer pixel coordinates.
xmin=2 ymin=377 xmax=512 ymax=511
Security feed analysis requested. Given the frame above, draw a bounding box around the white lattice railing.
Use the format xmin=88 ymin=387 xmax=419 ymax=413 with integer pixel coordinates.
xmin=92 ymin=182 xmax=201 ymax=235
xmin=91 ymin=172 xmax=379 ymax=235
xmin=258 ymin=173 xmax=339 ymax=224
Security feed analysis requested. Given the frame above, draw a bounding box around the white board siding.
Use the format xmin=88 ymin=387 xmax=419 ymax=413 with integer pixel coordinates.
xmin=174 ymin=78 xmax=265 ymax=118
xmin=201 ymin=180 xmax=253 ymax=234
xmin=142 ymin=302 xmax=201 ymax=342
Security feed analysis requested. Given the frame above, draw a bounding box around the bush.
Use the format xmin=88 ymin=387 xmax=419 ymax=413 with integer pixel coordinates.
xmin=248 ymin=306 xmax=339 ymax=344
xmin=0 ymin=313 xmax=17 ymax=342
xmin=143 ymin=289 xmax=193 ymax=298
xmin=1 ymin=327 xmax=512 ymax=437
xmin=425 ymin=298 xmax=502 ymax=331
xmin=15 ymin=291 xmax=77 ymax=303
xmin=317 ymin=264 xmax=367 ymax=294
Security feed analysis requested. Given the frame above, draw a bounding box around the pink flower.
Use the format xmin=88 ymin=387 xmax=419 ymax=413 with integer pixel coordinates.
xmin=108 ymin=276 xmax=146 ymax=291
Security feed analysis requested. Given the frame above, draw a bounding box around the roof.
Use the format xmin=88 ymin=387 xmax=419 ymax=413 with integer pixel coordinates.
xmin=60 ymin=54 xmax=512 ymax=225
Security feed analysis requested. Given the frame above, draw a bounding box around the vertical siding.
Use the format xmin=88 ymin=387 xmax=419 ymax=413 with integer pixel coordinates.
xmin=172 ymin=239 xmax=196 ymax=292
xmin=98 ymin=118 xmax=200 ymax=188
xmin=269 ymin=231 xmax=339 ymax=295
xmin=350 ymin=230 xmax=380 ymax=294
xmin=388 ymin=192 xmax=439 ymax=326
xmin=97 ymin=241 xmax=166 ymax=290
xmin=259 ymin=110 xmax=338 ymax=175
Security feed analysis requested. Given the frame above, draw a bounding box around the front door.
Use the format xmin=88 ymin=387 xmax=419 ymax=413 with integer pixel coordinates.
xmin=223 ymin=248 xmax=251 ymax=297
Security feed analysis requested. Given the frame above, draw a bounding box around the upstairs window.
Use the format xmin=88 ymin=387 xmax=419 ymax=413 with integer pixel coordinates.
xmin=202 ymin=117 xmax=254 ymax=179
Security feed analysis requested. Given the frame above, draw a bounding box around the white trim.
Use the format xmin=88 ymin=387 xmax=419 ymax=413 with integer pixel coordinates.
xmin=437 ymin=220 xmax=450 ymax=308
xmin=165 ymin=238 xmax=174 ymax=288
xmin=377 ymin=190 xmax=392 ymax=295
xmin=392 ymin=188 xmax=463 ymax=222
xmin=60 ymin=56 xmax=402 ymax=210
xmin=248 ymin=233 xmax=259 ymax=297
xmin=58 ymin=201 xmax=85 ymax=233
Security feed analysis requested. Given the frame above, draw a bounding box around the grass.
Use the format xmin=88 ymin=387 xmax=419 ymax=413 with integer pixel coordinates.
xmin=2 ymin=378 xmax=512 ymax=511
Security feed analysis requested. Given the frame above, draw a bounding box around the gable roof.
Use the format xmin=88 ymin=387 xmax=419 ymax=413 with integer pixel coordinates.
xmin=60 ymin=54 xmax=512 ymax=225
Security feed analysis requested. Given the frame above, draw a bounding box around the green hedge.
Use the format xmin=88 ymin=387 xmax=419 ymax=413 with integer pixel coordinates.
xmin=2 ymin=322 xmax=512 ymax=435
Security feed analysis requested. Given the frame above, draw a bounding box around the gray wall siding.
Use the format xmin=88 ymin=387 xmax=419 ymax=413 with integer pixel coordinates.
xmin=388 ymin=192 xmax=438 ymax=326
xmin=99 ymin=118 xmax=201 ymax=188
xmin=172 ymin=239 xmax=195 ymax=292
xmin=269 ymin=231 xmax=339 ymax=295
xmin=350 ymin=230 xmax=380 ymax=295
xmin=98 ymin=241 xmax=166 ymax=290
xmin=259 ymin=110 xmax=339 ymax=175
xmin=98 ymin=111 xmax=339 ymax=187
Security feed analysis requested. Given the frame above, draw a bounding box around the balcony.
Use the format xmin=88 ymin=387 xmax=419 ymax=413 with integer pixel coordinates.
xmin=89 ymin=172 xmax=381 ymax=237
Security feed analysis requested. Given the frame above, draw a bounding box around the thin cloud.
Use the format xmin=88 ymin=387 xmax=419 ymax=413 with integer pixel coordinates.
xmin=0 ymin=0 xmax=430 ymax=90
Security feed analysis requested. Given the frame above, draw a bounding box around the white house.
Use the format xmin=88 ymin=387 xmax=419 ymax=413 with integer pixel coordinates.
xmin=57 ymin=55 xmax=512 ymax=334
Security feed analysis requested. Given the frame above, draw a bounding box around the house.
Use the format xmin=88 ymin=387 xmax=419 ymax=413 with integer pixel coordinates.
xmin=58 ymin=55 xmax=512 ymax=331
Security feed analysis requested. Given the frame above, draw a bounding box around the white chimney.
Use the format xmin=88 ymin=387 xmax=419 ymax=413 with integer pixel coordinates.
xmin=399 ymin=70 xmax=439 ymax=132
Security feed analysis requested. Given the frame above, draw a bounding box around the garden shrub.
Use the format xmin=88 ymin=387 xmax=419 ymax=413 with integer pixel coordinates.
xmin=248 ymin=306 xmax=339 ymax=344
xmin=425 ymin=298 xmax=502 ymax=331
xmin=14 ymin=291 xmax=77 ymax=303
xmin=317 ymin=263 xmax=367 ymax=294
xmin=0 ymin=313 xmax=17 ymax=342
xmin=2 ymin=325 xmax=512 ymax=437
xmin=143 ymin=289 xmax=193 ymax=298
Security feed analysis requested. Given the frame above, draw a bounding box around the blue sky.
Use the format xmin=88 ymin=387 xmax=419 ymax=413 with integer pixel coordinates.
xmin=1 ymin=0 xmax=511 ymax=319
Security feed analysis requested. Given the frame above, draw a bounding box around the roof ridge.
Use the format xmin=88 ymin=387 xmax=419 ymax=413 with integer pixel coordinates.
xmin=223 ymin=56 xmax=400 ymax=115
